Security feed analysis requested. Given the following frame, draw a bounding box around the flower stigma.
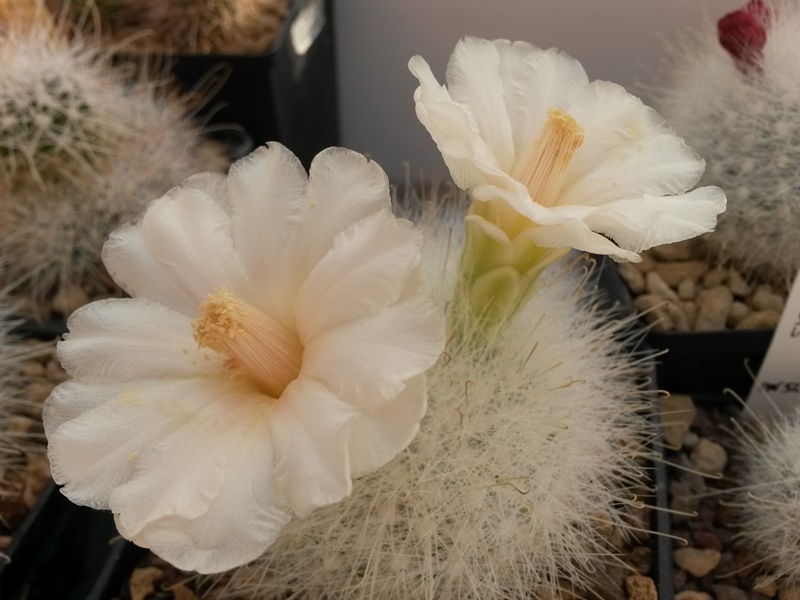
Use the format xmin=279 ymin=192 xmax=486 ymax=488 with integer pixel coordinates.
xmin=511 ymin=108 xmax=584 ymax=208
xmin=192 ymin=287 xmax=303 ymax=398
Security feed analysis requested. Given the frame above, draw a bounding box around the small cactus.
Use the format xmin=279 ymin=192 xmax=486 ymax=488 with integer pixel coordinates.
xmin=656 ymin=0 xmax=800 ymax=288
xmin=0 ymin=23 xmax=229 ymax=317
xmin=0 ymin=21 xmax=134 ymax=190
xmin=730 ymin=407 xmax=800 ymax=584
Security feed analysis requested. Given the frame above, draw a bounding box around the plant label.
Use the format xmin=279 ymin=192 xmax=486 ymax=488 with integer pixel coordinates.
xmin=748 ymin=268 xmax=800 ymax=419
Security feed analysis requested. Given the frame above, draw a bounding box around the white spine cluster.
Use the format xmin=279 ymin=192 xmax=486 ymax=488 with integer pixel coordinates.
xmin=731 ymin=408 xmax=800 ymax=584
xmin=656 ymin=0 xmax=800 ymax=288
xmin=210 ymin=193 xmax=657 ymax=599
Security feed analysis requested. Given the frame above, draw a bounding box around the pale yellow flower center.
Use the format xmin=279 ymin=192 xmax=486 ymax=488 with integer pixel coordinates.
xmin=511 ymin=108 xmax=584 ymax=208
xmin=192 ymin=287 xmax=303 ymax=398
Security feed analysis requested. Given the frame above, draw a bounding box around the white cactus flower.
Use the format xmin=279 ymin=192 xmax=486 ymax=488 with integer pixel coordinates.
xmin=409 ymin=37 xmax=727 ymax=264
xmin=43 ymin=143 xmax=446 ymax=574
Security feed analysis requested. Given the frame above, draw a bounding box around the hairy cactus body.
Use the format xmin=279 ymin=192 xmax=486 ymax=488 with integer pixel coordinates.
xmin=211 ymin=194 xmax=657 ymax=600
xmin=657 ymin=0 xmax=800 ymax=288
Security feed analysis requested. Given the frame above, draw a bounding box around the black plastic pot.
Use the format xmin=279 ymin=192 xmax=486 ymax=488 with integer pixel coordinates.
xmin=651 ymin=414 xmax=674 ymax=600
xmin=9 ymin=318 xmax=67 ymax=341
xmin=85 ymin=538 xmax=147 ymax=600
xmin=0 ymin=325 xmax=125 ymax=598
xmin=0 ymin=482 xmax=59 ymax=599
xmin=0 ymin=480 xmax=126 ymax=600
xmin=162 ymin=0 xmax=339 ymax=168
xmin=596 ymin=258 xmax=774 ymax=401
xmin=648 ymin=327 xmax=772 ymax=402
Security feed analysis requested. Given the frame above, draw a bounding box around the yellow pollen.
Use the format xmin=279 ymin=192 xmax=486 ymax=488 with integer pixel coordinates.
xmin=193 ymin=288 xmax=246 ymax=351
xmin=512 ymin=108 xmax=584 ymax=208
xmin=192 ymin=287 xmax=303 ymax=399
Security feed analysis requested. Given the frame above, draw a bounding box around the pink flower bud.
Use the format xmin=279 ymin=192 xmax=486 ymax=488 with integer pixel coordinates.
xmin=718 ymin=0 xmax=772 ymax=73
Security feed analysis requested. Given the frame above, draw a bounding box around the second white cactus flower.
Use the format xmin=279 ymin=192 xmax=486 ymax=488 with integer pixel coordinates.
xmin=410 ymin=38 xmax=726 ymax=319
xmin=44 ymin=143 xmax=446 ymax=574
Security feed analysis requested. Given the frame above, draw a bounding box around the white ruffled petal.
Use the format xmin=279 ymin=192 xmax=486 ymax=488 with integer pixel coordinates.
xmin=269 ymin=377 xmax=358 ymax=517
xmin=47 ymin=377 xmax=228 ymax=509
xmin=110 ymin=386 xmax=268 ymax=538
xmin=44 ymin=379 xmax=132 ymax=442
xmin=493 ymin=40 xmax=589 ymax=160
xmin=181 ymin=172 xmax=230 ymax=213
xmin=409 ymin=55 xmax=507 ymax=191
xmin=578 ymin=187 xmax=727 ymax=252
xmin=227 ymin=143 xmax=307 ymax=325
xmin=114 ymin=412 xmax=290 ymax=574
xmin=446 ymin=37 xmax=515 ymax=172
xmin=472 ymin=183 xmax=568 ymax=227
xmin=562 ymin=133 xmax=705 ymax=207
xmin=103 ymin=187 xmax=249 ymax=317
xmin=58 ymin=298 xmax=224 ymax=383
xmin=103 ymin=224 xmax=199 ymax=317
xmin=141 ymin=188 xmax=250 ymax=306
xmin=348 ymin=375 xmax=427 ymax=478
xmin=528 ymin=219 xmax=641 ymax=262
xmin=295 ymin=210 xmax=422 ymax=341
xmin=302 ymin=296 xmax=444 ymax=410
xmin=561 ymin=81 xmax=706 ymax=204
xmin=563 ymin=82 xmax=671 ymax=180
xmin=295 ymin=148 xmax=391 ymax=276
